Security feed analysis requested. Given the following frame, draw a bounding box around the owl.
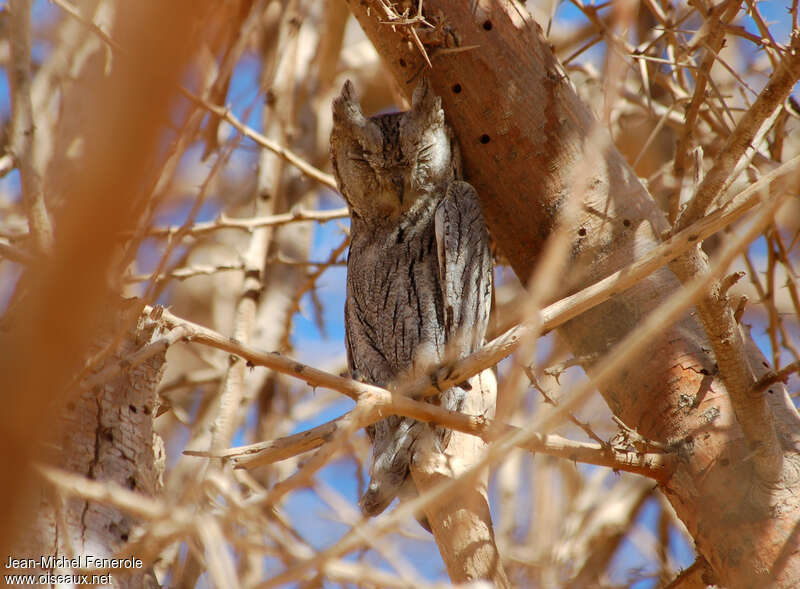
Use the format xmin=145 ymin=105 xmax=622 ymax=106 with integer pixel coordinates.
xmin=330 ymin=79 xmax=492 ymax=519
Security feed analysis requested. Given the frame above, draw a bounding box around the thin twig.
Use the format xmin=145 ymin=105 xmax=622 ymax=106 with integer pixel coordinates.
xmin=673 ymin=31 xmax=800 ymax=233
xmin=146 ymin=207 xmax=349 ymax=239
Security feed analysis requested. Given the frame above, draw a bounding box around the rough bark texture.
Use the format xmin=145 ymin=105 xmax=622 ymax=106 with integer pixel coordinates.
xmin=12 ymin=311 xmax=168 ymax=588
xmin=345 ymin=1 xmax=800 ymax=586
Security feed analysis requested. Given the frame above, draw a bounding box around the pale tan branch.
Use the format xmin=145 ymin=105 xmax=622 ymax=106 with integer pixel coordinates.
xmin=190 ymin=397 xmax=673 ymax=479
xmin=182 ymin=95 xmax=337 ymax=189
xmin=152 ymin=306 xmax=369 ymax=402
xmin=8 ymin=0 xmax=54 ymax=253
xmin=38 ymin=465 xmax=167 ymax=521
xmin=124 ymin=256 xmax=345 ymax=284
xmin=671 ymin=0 xmax=741 ymax=207
xmin=670 ymin=193 xmax=794 ymax=481
xmin=754 ymin=361 xmax=800 ymax=394
xmin=0 ymin=154 xmax=14 ymax=179
xmin=146 ymin=207 xmax=349 ymax=239
xmin=80 ymin=325 xmax=190 ymax=392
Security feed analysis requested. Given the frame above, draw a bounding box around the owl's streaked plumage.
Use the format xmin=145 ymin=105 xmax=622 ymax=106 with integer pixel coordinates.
xmin=330 ymin=79 xmax=492 ymax=518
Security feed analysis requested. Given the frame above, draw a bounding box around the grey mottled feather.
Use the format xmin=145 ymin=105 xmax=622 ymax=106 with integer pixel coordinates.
xmin=331 ymin=79 xmax=492 ymax=518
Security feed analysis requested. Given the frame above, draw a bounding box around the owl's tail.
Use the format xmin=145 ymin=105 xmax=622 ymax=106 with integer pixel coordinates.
xmin=359 ymin=417 xmax=423 ymax=517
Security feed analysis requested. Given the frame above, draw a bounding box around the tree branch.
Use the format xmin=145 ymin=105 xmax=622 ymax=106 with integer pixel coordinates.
xmin=668 ymin=31 xmax=800 ymax=482
xmin=189 ymin=399 xmax=673 ymax=479
xmin=146 ymin=207 xmax=349 ymax=239
xmin=8 ymin=0 xmax=54 ymax=254
xmin=673 ymin=30 xmax=800 ymax=232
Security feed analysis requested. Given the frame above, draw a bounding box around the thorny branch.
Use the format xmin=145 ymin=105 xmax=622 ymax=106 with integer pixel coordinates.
xmin=668 ymin=31 xmax=800 ymax=482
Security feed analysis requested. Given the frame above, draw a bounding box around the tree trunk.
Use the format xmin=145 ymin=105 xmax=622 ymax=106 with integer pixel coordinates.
xmin=344 ymin=0 xmax=800 ymax=586
xmin=12 ymin=310 xmax=168 ymax=588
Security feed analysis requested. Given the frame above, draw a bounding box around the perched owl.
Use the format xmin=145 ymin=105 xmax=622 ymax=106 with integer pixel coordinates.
xmin=330 ymin=79 xmax=492 ymax=518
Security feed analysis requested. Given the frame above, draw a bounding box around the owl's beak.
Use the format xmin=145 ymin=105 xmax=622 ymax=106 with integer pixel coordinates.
xmin=391 ymin=176 xmax=405 ymax=204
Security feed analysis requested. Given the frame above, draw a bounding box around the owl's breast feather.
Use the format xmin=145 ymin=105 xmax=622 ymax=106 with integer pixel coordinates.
xmin=346 ymin=219 xmax=446 ymax=379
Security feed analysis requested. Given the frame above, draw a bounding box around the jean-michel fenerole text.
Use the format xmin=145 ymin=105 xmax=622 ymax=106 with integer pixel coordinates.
xmin=5 ymin=554 xmax=144 ymax=570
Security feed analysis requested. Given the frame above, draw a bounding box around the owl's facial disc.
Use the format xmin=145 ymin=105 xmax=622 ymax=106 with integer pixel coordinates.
xmin=331 ymin=79 xmax=455 ymax=222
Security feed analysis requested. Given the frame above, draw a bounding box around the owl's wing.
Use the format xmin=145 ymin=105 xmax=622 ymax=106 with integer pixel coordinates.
xmin=434 ymin=180 xmax=493 ymax=360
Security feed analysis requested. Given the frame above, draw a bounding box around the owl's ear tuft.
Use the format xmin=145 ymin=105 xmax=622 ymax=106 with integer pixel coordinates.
xmin=332 ymin=80 xmax=382 ymax=149
xmin=411 ymin=78 xmax=442 ymax=119
xmin=332 ymin=80 xmax=364 ymax=125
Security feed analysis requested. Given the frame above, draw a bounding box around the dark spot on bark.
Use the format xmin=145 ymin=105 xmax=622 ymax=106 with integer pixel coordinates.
xmin=101 ymin=427 xmax=114 ymax=442
xmin=623 ymin=219 xmax=631 ymax=227
xmin=483 ymin=20 xmax=493 ymax=30
xmin=578 ymin=227 xmax=587 ymax=237
xmin=688 ymin=234 xmax=698 ymax=242
xmin=479 ymin=134 xmax=490 ymax=144
xmin=452 ymin=83 xmax=462 ymax=93
xmin=399 ymin=58 xmax=407 ymax=67
xmin=129 ymin=405 xmax=137 ymax=413
xmin=126 ymin=476 xmax=137 ymax=490
xmin=143 ymin=405 xmax=151 ymax=415
xmin=294 ymin=363 xmax=305 ymax=373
